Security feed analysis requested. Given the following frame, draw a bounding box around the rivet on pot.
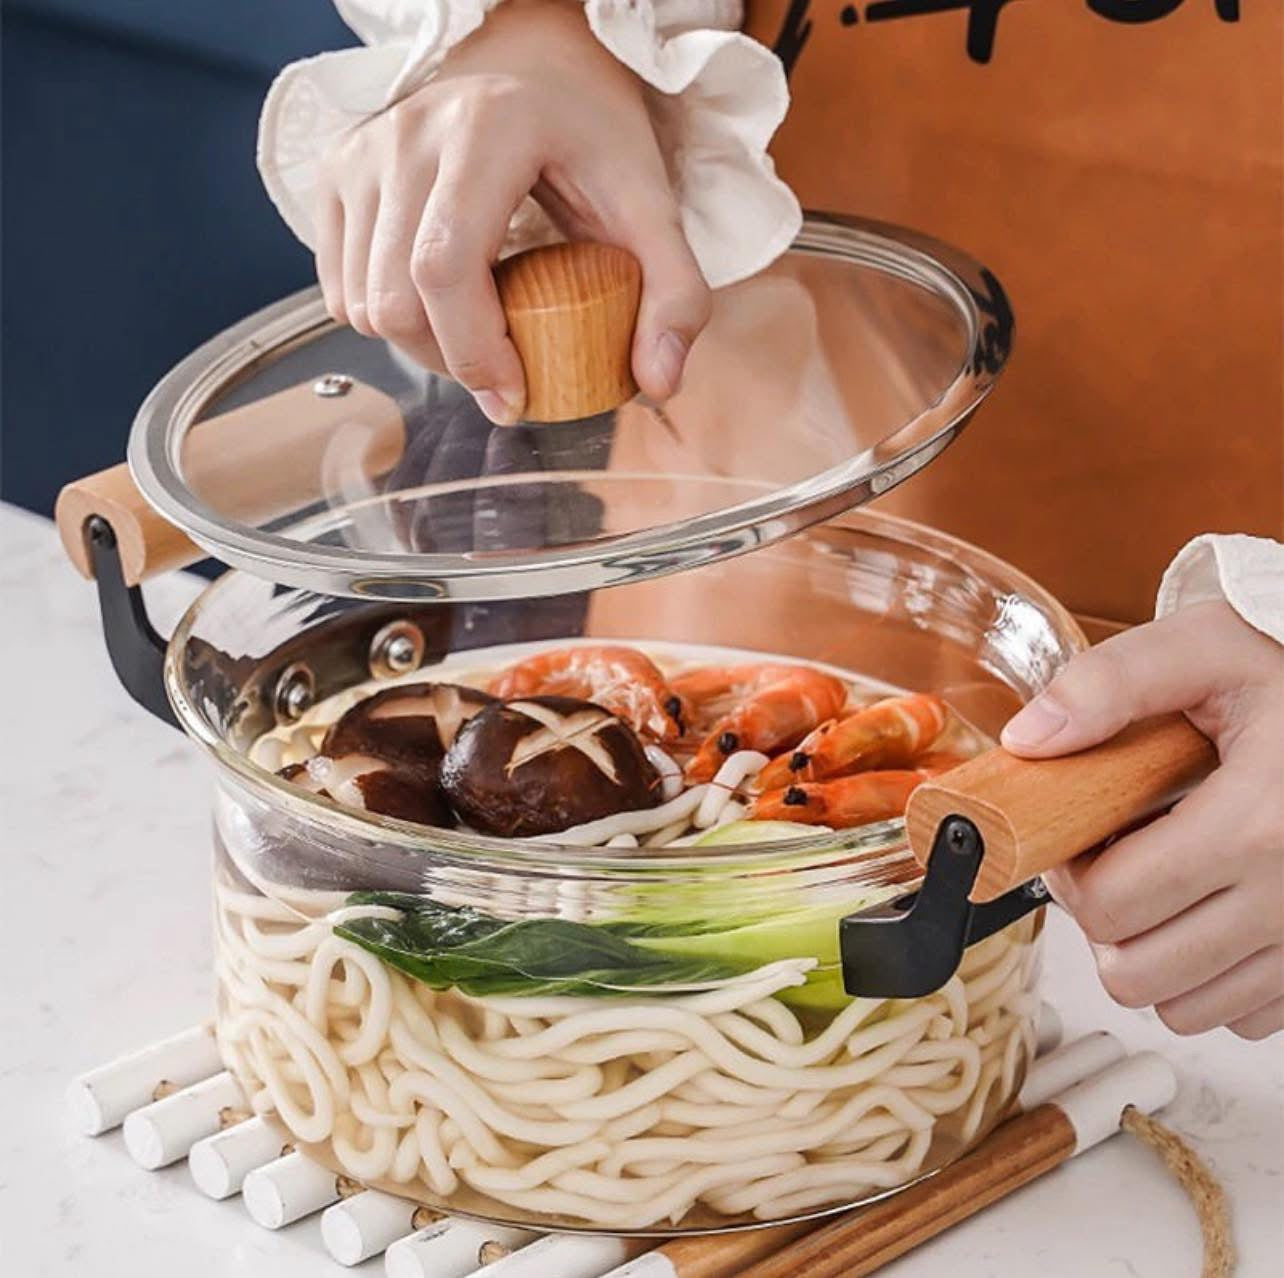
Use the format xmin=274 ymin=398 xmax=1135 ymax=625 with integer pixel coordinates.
xmin=369 ymin=620 xmax=425 ymax=679
xmin=274 ymin=663 xmax=315 ymax=723
xmin=1024 ymin=877 xmax=1050 ymax=901
xmin=312 ymin=372 xmax=353 ymax=398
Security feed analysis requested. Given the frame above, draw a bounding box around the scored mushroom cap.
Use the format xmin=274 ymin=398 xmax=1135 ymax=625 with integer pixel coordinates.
xmin=440 ymin=694 xmax=661 ymax=839
xmin=300 ymin=753 xmax=454 ymax=827
xmin=342 ymin=767 xmax=454 ymax=827
xmin=321 ymin=682 xmax=496 ymax=782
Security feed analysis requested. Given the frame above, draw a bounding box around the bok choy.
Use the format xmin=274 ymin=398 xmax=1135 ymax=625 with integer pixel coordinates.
xmin=335 ymin=892 xmax=756 ymax=997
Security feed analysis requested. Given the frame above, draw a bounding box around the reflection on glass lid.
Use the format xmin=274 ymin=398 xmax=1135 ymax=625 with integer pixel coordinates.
xmin=129 ymin=216 xmax=1012 ymax=602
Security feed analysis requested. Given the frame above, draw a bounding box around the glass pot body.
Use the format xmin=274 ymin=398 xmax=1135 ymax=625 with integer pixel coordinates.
xmin=170 ymin=507 xmax=1084 ymax=1233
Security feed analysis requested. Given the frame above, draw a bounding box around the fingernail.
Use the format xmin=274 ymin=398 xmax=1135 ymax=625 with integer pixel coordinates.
xmin=652 ymin=331 xmax=689 ymax=399
xmin=1002 ymin=696 xmax=1069 ymax=750
xmin=474 ymin=390 xmax=521 ymax=427
xmin=1041 ymin=866 xmax=1074 ymax=911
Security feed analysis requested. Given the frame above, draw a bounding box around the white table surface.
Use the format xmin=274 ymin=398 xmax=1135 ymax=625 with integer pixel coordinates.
xmin=1 ymin=501 xmax=1280 ymax=1276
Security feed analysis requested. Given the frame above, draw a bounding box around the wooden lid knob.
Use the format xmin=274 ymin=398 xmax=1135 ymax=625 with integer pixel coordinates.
xmin=496 ymin=242 xmax=641 ymax=422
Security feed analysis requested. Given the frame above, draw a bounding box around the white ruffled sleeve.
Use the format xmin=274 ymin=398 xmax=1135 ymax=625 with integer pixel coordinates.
xmin=257 ymin=0 xmax=800 ymax=289
xmin=1155 ymin=534 xmax=1284 ymax=646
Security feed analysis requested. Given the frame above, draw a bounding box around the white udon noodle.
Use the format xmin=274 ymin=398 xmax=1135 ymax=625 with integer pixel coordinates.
xmin=215 ymin=882 xmax=1039 ymax=1228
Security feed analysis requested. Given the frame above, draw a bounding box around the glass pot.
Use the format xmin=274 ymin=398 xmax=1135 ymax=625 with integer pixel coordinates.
xmin=168 ymin=503 xmax=1086 ymax=1233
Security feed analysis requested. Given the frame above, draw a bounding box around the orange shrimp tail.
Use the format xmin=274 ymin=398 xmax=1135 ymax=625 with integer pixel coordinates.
xmin=487 ymin=645 xmax=683 ymax=742
xmin=668 ymin=667 xmax=740 ymax=703
xmin=684 ymin=667 xmax=847 ymax=782
xmin=759 ymin=693 xmax=949 ymax=789
xmin=750 ymin=770 xmax=925 ymax=829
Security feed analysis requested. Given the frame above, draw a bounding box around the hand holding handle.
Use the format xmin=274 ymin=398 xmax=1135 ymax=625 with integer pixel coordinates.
xmin=905 ymin=712 xmax=1218 ymax=902
xmin=496 ymin=241 xmax=641 ymax=422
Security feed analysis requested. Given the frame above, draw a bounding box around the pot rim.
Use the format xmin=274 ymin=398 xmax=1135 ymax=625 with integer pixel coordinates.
xmin=165 ymin=503 xmax=1087 ymax=874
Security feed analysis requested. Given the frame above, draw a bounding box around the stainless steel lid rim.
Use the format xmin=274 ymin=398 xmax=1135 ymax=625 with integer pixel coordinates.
xmin=133 ymin=414 xmax=975 ymax=604
xmin=127 ymin=215 xmax=1012 ymax=602
xmin=163 ymin=445 xmax=962 ymax=604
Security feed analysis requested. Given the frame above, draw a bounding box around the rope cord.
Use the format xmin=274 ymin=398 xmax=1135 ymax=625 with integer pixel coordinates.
xmin=1121 ymin=1105 xmax=1236 ymax=1278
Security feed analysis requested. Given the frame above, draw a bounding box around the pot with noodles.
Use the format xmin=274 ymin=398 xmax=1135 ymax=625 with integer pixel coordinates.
xmin=164 ymin=509 xmax=1084 ymax=1234
xmin=55 ymin=218 xmax=1077 ymax=1233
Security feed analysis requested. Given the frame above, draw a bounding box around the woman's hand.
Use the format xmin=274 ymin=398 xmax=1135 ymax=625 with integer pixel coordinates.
xmin=315 ymin=0 xmax=710 ymax=424
xmin=1002 ymin=600 xmax=1284 ymax=1040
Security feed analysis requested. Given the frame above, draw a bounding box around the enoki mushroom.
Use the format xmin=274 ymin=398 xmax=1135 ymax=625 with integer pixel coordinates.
xmin=214 ymin=883 xmax=1039 ymax=1228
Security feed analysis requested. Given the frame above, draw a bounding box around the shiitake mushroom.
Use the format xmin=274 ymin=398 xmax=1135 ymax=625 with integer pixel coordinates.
xmin=275 ymin=682 xmax=494 ymax=827
xmin=440 ymin=695 xmax=660 ymax=838
xmin=300 ymin=753 xmax=453 ymax=827
xmin=321 ymin=682 xmax=495 ymax=780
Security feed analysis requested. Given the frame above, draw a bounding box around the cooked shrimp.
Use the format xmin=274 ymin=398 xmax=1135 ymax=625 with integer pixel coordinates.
xmin=750 ymin=770 xmax=925 ymax=828
xmin=757 ymin=693 xmax=949 ymax=790
xmin=675 ymin=664 xmax=848 ymax=782
xmin=488 ymin=645 xmax=683 ymax=741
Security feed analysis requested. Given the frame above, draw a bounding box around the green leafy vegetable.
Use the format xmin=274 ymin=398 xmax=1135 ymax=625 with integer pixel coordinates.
xmin=625 ymin=897 xmax=894 ymax=1011
xmin=611 ymin=823 xmax=901 ymax=1010
xmin=338 ymin=847 xmax=901 ymax=1009
xmin=336 ymin=892 xmax=755 ymax=997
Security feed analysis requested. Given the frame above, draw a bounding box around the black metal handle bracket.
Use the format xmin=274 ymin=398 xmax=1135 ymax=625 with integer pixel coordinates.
xmin=839 ymin=815 xmax=1048 ymax=998
xmin=85 ymin=516 xmax=178 ymax=729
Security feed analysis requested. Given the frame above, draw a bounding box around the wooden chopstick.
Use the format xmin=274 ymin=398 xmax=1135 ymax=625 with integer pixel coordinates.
xmin=737 ymin=1053 xmax=1176 ymax=1278
xmin=614 ymin=1052 xmax=1174 ymax=1278
xmin=737 ymin=1104 xmax=1075 ymax=1278
xmin=607 ymin=1113 xmax=1071 ymax=1278
xmin=635 ymin=1220 xmax=812 ymax=1278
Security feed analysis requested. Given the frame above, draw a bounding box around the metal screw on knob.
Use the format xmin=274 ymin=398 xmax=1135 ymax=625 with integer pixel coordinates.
xmin=312 ymin=373 xmax=353 ymax=398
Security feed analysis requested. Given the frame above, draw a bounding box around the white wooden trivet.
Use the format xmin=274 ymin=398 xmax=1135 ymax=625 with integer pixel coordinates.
xmin=70 ymin=1003 xmax=1074 ymax=1275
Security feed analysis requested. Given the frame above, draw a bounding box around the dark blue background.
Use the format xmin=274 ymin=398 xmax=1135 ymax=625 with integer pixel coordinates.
xmin=2 ymin=1 xmax=359 ymax=514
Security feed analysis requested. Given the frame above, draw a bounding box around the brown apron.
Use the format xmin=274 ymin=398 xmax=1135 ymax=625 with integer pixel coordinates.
xmin=744 ymin=0 xmax=1283 ymax=624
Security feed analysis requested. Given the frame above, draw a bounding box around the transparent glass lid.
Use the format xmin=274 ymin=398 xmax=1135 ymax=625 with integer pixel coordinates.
xmin=128 ymin=215 xmax=1013 ymax=602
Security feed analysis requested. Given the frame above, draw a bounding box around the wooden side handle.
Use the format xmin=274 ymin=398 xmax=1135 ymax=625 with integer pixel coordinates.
xmin=55 ymin=378 xmax=406 ymax=585
xmin=496 ymin=242 xmax=641 ymax=422
xmin=905 ymin=712 xmax=1217 ymax=902
xmin=56 ymin=461 xmax=201 ymax=587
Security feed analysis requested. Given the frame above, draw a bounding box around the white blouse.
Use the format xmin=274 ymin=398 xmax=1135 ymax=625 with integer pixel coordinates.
xmin=1157 ymin=535 xmax=1284 ymax=645
xmin=256 ymin=0 xmax=1283 ymax=641
xmin=256 ymin=0 xmax=801 ymax=290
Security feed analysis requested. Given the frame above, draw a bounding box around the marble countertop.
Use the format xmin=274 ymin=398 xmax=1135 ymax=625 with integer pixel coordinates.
xmin=2 ymin=502 xmax=1280 ymax=1276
